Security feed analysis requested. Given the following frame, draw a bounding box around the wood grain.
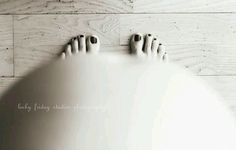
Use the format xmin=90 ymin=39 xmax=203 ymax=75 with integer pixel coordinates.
xmin=120 ymin=14 xmax=236 ymax=75
xmin=14 ymin=14 xmax=120 ymax=76
xmin=134 ymin=0 xmax=236 ymax=13
xmin=167 ymin=44 xmax=236 ymax=75
xmin=1 ymin=0 xmax=236 ymax=14
xmin=0 ymin=0 xmax=133 ymax=14
xmin=120 ymin=14 xmax=236 ymax=45
xmin=0 ymin=15 xmax=13 ymax=77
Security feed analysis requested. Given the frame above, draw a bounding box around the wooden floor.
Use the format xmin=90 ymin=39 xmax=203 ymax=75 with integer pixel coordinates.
xmin=0 ymin=0 xmax=236 ymax=117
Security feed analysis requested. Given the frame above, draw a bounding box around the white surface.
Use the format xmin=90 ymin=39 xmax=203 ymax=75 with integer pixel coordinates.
xmin=1 ymin=54 xmax=236 ymax=150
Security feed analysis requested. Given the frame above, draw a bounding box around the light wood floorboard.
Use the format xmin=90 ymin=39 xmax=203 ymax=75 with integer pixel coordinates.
xmin=134 ymin=0 xmax=236 ymax=13
xmin=120 ymin=14 xmax=236 ymax=75
xmin=14 ymin=14 xmax=120 ymax=76
xmin=0 ymin=0 xmax=133 ymax=14
xmin=0 ymin=15 xmax=13 ymax=77
xmin=2 ymin=0 xmax=236 ymax=14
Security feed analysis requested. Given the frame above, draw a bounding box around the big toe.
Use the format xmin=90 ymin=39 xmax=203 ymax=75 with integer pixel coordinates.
xmin=130 ymin=33 xmax=144 ymax=56
xmin=87 ymin=35 xmax=100 ymax=54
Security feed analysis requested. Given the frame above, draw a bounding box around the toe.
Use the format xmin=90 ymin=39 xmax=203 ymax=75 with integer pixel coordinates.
xmin=131 ymin=33 xmax=144 ymax=56
xmin=61 ymin=52 xmax=66 ymax=60
xmin=78 ymin=34 xmax=86 ymax=53
xmin=87 ymin=35 xmax=100 ymax=54
xmin=151 ymin=37 xmax=160 ymax=57
xmin=71 ymin=37 xmax=79 ymax=54
xmin=163 ymin=52 xmax=169 ymax=62
xmin=65 ymin=44 xmax=72 ymax=57
xmin=157 ymin=43 xmax=165 ymax=59
xmin=144 ymin=34 xmax=154 ymax=56
xmin=90 ymin=36 xmax=98 ymax=44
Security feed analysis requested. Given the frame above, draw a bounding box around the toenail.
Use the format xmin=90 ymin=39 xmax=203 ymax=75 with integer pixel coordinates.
xmin=80 ymin=35 xmax=84 ymax=38
xmin=148 ymin=34 xmax=151 ymax=36
xmin=134 ymin=35 xmax=141 ymax=41
xmin=90 ymin=36 xmax=97 ymax=44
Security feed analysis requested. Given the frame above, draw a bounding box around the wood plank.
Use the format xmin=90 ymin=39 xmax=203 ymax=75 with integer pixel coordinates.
xmin=1 ymin=0 xmax=236 ymax=14
xmin=134 ymin=0 xmax=236 ymax=13
xmin=120 ymin=14 xmax=236 ymax=45
xmin=0 ymin=15 xmax=13 ymax=77
xmin=120 ymin=14 xmax=236 ymax=75
xmin=167 ymin=44 xmax=236 ymax=75
xmin=14 ymin=15 xmax=120 ymax=76
xmin=0 ymin=0 xmax=133 ymax=14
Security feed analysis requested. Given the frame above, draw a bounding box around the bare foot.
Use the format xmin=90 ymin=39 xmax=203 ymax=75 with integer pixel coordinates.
xmin=61 ymin=34 xmax=100 ymax=59
xmin=130 ymin=33 xmax=168 ymax=62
